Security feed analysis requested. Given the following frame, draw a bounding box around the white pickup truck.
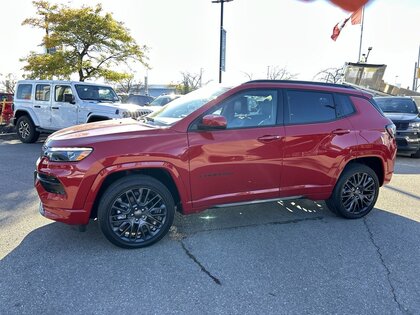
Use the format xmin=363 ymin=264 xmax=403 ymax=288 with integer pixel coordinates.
xmin=13 ymin=80 xmax=146 ymax=143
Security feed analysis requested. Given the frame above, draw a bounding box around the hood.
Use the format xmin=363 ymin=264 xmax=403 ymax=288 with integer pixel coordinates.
xmin=136 ymin=105 xmax=161 ymax=112
xmin=49 ymin=118 xmax=161 ymax=141
xmin=383 ymin=112 xmax=419 ymax=122
xmin=82 ymin=101 xmax=141 ymax=112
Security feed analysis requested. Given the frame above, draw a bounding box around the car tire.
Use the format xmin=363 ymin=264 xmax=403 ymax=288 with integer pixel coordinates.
xmin=326 ymin=163 xmax=379 ymax=219
xmin=98 ymin=175 xmax=175 ymax=249
xmin=16 ymin=116 xmax=40 ymax=143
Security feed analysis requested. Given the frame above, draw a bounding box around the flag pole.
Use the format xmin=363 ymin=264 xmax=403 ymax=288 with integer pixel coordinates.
xmin=357 ymin=6 xmax=365 ymax=62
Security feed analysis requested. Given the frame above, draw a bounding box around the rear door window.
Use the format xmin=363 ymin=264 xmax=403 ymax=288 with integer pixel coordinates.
xmin=35 ymin=84 xmax=51 ymax=101
xmin=334 ymin=94 xmax=356 ymax=118
xmin=285 ymin=90 xmax=336 ymax=124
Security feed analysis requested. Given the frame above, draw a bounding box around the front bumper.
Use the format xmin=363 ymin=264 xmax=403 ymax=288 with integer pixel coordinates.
xmin=35 ymin=157 xmax=94 ymax=225
xmin=38 ymin=201 xmax=90 ymax=225
xmin=395 ymin=130 xmax=420 ymax=153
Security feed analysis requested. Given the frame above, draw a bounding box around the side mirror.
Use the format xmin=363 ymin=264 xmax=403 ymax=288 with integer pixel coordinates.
xmin=199 ymin=114 xmax=227 ymax=130
xmin=63 ymin=94 xmax=75 ymax=104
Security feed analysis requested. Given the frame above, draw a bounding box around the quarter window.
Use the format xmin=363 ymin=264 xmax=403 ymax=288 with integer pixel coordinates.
xmin=335 ymin=94 xmax=355 ymax=117
xmin=16 ymin=84 xmax=32 ymax=100
xmin=286 ymin=90 xmax=335 ymax=124
xmin=35 ymin=84 xmax=51 ymax=101
xmin=206 ymin=90 xmax=278 ymax=129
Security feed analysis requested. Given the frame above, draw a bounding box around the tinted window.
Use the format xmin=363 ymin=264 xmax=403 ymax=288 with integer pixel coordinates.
xmin=335 ymin=94 xmax=355 ymax=117
xmin=286 ymin=90 xmax=335 ymax=124
xmin=55 ymin=85 xmax=72 ymax=102
xmin=374 ymin=98 xmax=418 ymax=114
xmin=125 ymin=95 xmax=153 ymax=105
xmin=16 ymin=84 xmax=32 ymax=100
xmin=204 ymin=90 xmax=278 ymax=129
xmin=35 ymin=84 xmax=51 ymax=101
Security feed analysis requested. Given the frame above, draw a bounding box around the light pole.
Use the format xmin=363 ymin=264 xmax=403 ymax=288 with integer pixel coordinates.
xmin=212 ymin=0 xmax=233 ymax=83
xmin=365 ymin=47 xmax=372 ymax=63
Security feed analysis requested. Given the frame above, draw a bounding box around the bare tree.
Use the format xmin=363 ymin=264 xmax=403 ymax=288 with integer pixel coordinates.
xmin=313 ymin=67 xmax=345 ymax=84
xmin=242 ymin=71 xmax=254 ymax=81
xmin=109 ymin=74 xmax=143 ymax=95
xmin=175 ymin=71 xmax=203 ymax=94
xmin=0 ymin=73 xmax=18 ymax=94
xmin=266 ymin=66 xmax=297 ymax=80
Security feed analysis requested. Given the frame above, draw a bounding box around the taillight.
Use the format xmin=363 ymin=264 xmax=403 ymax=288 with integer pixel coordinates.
xmin=386 ymin=124 xmax=396 ymax=138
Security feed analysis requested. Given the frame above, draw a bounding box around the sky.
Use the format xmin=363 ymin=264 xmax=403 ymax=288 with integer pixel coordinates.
xmin=1 ymin=0 xmax=419 ymax=89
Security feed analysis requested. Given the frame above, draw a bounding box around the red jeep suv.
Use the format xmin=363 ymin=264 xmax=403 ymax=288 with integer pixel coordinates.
xmin=35 ymin=80 xmax=397 ymax=248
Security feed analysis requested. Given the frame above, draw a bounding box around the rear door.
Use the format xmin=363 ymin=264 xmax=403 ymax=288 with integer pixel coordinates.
xmin=33 ymin=83 xmax=52 ymax=128
xmin=51 ymin=84 xmax=78 ymax=129
xmin=187 ymin=89 xmax=285 ymax=209
xmin=281 ymin=90 xmax=356 ymax=197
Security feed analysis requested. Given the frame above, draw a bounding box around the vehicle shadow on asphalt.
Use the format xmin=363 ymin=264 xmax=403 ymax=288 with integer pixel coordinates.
xmin=1 ymin=199 xmax=331 ymax=256
xmin=1 ymin=198 xmax=412 ymax=257
xmin=1 ymin=203 xmax=420 ymax=314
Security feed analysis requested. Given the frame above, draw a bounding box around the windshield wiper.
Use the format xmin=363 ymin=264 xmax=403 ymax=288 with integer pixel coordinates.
xmin=97 ymin=98 xmax=116 ymax=102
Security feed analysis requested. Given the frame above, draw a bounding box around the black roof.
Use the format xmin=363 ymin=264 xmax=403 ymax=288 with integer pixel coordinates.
xmin=243 ymin=80 xmax=356 ymax=90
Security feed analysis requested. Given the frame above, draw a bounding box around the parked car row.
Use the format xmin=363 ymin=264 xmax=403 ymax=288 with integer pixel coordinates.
xmin=11 ymin=80 xmax=179 ymax=143
xmin=373 ymin=96 xmax=420 ymax=158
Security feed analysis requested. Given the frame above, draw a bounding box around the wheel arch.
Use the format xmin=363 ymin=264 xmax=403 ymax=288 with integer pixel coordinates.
xmin=14 ymin=109 xmax=39 ymax=127
xmin=341 ymin=156 xmax=385 ymax=186
xmin=87 ymin=115 xmax=110 ymax=123
xmin=88 ymin=166 xmax=186 ymax=220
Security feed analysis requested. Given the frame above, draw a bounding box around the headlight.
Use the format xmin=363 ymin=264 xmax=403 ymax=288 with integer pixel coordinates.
xmin=44 ymin=147 xmax=93 ymax=162
xmin=408 ymin=121 xmax=420 ymax=129
xmin=122 ymin=111 xmax=130 ymax=118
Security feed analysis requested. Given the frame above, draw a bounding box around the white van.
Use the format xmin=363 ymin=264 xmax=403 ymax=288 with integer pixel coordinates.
xmin=13 ymin=80 xmax=145 ymax=143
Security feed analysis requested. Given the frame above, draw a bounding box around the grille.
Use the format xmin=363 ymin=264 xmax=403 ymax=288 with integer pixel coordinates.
xmin=129 ymin=110 xmax=152 ymax=120
xmin=394 ymin=122 xmax=409 ymax=130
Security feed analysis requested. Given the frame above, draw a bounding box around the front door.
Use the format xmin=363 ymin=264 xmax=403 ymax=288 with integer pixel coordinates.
xmin=187 ymin=89 xmax=284 ymax=210
xmin=51 ymin=84 xmax=78 ymax=129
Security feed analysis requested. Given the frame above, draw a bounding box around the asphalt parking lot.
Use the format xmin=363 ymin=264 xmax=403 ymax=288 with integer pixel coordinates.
xmin=0 ymin=136 xmax=419 ymax=314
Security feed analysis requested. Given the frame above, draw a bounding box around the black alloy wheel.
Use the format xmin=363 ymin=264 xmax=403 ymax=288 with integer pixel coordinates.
xmin=326 ymin=163 xmax=379 ymax=219
xmin=98 ymin=175 xmax=175 ymax=248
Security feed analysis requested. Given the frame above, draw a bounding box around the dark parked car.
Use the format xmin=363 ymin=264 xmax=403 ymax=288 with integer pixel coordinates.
xmin=124 ymin=94 xmax=154 ymax=106
xmin=35 ymin=80 xmax=397 ymax=248
xmin=374 ymin=96 xmax=420 ymax=158
xmin=149 ymin=94 xmax=181 ymax=107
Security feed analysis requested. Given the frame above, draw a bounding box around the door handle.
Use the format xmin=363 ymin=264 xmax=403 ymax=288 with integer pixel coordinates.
xmin=257 ymin=135 xmax=281 ymax=142
xmin=34 ymin=105 xmax=41 ymax=108
xmin=332 ymin=129 xmax=350 ymax=135
xmin=51 ymin=107 xmax=59 ymax=110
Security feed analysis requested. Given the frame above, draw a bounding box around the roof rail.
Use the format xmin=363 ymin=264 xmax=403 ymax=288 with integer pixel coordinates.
xmin=243 ymin=80 xmax=356 ymax=89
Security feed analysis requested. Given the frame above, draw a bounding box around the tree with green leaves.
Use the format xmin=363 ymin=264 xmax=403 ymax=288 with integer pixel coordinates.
xmin=21 ymin=1 xmax=148 ymax=82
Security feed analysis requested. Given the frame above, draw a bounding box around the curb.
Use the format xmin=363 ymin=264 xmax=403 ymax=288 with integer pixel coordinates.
xmin=0 ymin=133 xmax=18 ymax=141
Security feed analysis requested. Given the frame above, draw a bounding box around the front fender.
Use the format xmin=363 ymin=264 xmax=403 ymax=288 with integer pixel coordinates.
xmin=82 ymin=161 xmax=192 ymax=216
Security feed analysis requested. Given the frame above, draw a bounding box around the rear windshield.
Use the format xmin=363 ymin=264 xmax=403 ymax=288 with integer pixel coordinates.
xmin=374 ymin=98 xmax=418 ymax=114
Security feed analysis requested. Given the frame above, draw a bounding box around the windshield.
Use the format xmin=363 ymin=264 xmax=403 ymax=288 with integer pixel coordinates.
xmin=75 ymin=84 xmax=119 ymax=102
xmin=375 ymin=98 xmax=419 ymax=114
xmin=149 ymin=95 xmax=178 ymax=107
xmin=146 ymin=85 xmax=230 ymax=126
